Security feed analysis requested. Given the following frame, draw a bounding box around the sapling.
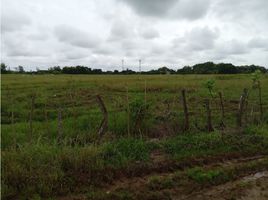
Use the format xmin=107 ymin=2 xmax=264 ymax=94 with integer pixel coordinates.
xmin=204 ymin=79 xmax=216 ymax=99
xmin=203 ymin=79 xmax=216 ymax=130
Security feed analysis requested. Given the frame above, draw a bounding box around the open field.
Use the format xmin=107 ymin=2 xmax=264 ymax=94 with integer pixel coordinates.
xmin=1 ymin=74 xmax=268 ymax=199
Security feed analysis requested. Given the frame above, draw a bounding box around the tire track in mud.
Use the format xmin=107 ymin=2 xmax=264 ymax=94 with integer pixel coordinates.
xmin=57 ymin=154 xmax=268 ymax=200
xmin=105 ymin=154 xmax=267 ymax=193
xmin=179 ymin=171 xmax=268 ymax=200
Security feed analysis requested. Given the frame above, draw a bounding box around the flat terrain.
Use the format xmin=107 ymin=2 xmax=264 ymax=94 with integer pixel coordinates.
xmin=1 ymin=74 xmax=268 ymax=199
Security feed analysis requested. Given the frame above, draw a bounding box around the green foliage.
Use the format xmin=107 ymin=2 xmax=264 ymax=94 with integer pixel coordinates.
xmin=162 ymin=133 xmax=228 ymax=158
xmin=129 ymin=97 xmax=149 ymax=121
xmin=1 ymin=138 xmax=150 ymax=199
xmin=102 ymin=138 xmax=150 ymax=168
xmin=218 ymin=63 xmax=238 ymax=74
xmin=251 ymin=69 xmax=261 ymax=82
xmin=129 ymin=97 xmax=151 ymax=133
xmin=193 ymin=62 xmax=217 ymax=74
xmin=1 ymin=62 xmax=8 ymax=73
xmin=15 ymin=66 xmax=25 ymax=73
xmin=203 ymin=79 xmax=216 ymax=97
xmin=251 ymin=69 xmax=262 ymax=89
xmin=187 ymin=167 xmax=226 ymax=184
xmin=161 ymin=132 xmax=268 ymax=159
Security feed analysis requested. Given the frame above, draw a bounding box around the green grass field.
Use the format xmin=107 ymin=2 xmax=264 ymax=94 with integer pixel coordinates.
xmin=1 ymin=74 xmax=268 ymax=199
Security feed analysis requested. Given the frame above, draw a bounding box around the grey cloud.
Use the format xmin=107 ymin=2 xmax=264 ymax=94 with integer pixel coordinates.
xmin=3 ymin=33 xmax=49 ymax=57
xmin=27 ymin=32 xmax=49 ymax=41
xmin=108 ymin=19 xmax=136 ymax=41
xmin=118 ymin=0 xmax=177 ymax=17
xmin=219 ymin=40 xmax=249 ymax=55
xmin=2 ymin=0 xmax=268 ymax=69
xmin=151 ymin=45 xmax=166 ymax=55
xmin=186 ymin=26 xmax=218 ymax=50
xmin=1 ymin=12 xmax=31 ymax=32
xmin=248 ymin=37 xmax=268 ymax=51
xmin=93 ymin=43 xmax=120 ymax=55
xmin=173 ymin=26 xmax=219 ymax=52
xmin=64 ymin=50 xmax=90 ymax=60
xmin=118 ymin=0 xmax=210 ymax=20
xmin=170 ymin=0 xmax=210 ymax=20
xmin=54 ymin=25 xmax=101 ymax=48
xmin=121 ymin=40 xmax=139 ymax=50
xmin=94 ymin=47 xmax=116 ymax=55
xmin=213 ymin=0 xmax=268 ymax=28
xmin=140 ymin=28 xmax=160 ymax=39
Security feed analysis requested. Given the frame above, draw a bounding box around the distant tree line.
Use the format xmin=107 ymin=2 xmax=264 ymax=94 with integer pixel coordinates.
xmin=1 ymin=62 xmax=267 ymax=75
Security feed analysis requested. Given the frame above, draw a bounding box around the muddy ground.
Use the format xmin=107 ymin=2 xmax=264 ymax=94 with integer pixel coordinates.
xmin=58 ymin=154 xmax=268 ymax=200
xmin=178 ymin=171 xmax=268 ymax=200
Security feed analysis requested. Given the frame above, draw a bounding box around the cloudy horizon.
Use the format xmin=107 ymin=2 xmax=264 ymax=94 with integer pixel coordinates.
xmin=1 ymin=0 xmax=268 ymax=71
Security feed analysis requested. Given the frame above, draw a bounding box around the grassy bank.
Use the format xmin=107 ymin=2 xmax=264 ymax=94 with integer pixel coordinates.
xmin=2 ymin=127 xmax=268 ymax=199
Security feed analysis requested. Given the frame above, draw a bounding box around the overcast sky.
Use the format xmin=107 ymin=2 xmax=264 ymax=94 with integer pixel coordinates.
xmin=1 ymin=0 xmax=268 ymax=71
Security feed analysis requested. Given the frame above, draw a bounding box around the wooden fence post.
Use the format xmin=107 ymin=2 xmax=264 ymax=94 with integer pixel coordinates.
xmin=181 ymin=89 xmax=189 ymax=131
xmin=237 ymin=88 xmax=248 ymax=127
xmin=126 ymin=87 xmax=130 ymax=137
xmin=204 ymin=99 xmax=214 ymax=132
xmin=96 ymin=95 xmax=108 ymax=138
xmin=144 ymin=80 xmax=147 ymax=135
xmin=258 ymin=81 xmax=263 ymax=120
xmin=7 ymin=87 xmax=16 ymax=148
xmin=218 ymin=92 xmax=225 ymax=128
xmin=44 ymin=100 xmax=50 ymax=136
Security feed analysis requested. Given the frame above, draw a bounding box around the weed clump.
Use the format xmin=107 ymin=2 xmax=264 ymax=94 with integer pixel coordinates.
xmin=187 ymin=167 xmax=227 ymax=184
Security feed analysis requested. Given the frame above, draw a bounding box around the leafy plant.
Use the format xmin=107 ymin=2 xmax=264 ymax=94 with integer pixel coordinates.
xmin=129 ymin=97 xmax=150 ymax=134
xmin=203 ymin=79 xmax=216 ymax=98
xmin=251 ymin=69 xmax=261 ymax=87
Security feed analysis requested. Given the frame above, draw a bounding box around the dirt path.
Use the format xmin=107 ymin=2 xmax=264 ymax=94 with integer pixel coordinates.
xmin=179 ymin=171 xmax=268 ymax=200
xmin=105 ymin=155 xmax=267 ymax=193
xmin=57 ymin=155 xmax=268 ymax=200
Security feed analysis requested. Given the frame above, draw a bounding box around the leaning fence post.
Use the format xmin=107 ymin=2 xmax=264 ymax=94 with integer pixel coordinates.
xmin=96 ymin=95 xmax=108 ymax=138
xmin=237 ymin=88 xmax=248 ymax=127
xmin=181 ymin=89 xmax=189 ymax=131
xmin=204 ymin=99 xmax=214 ymax=132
